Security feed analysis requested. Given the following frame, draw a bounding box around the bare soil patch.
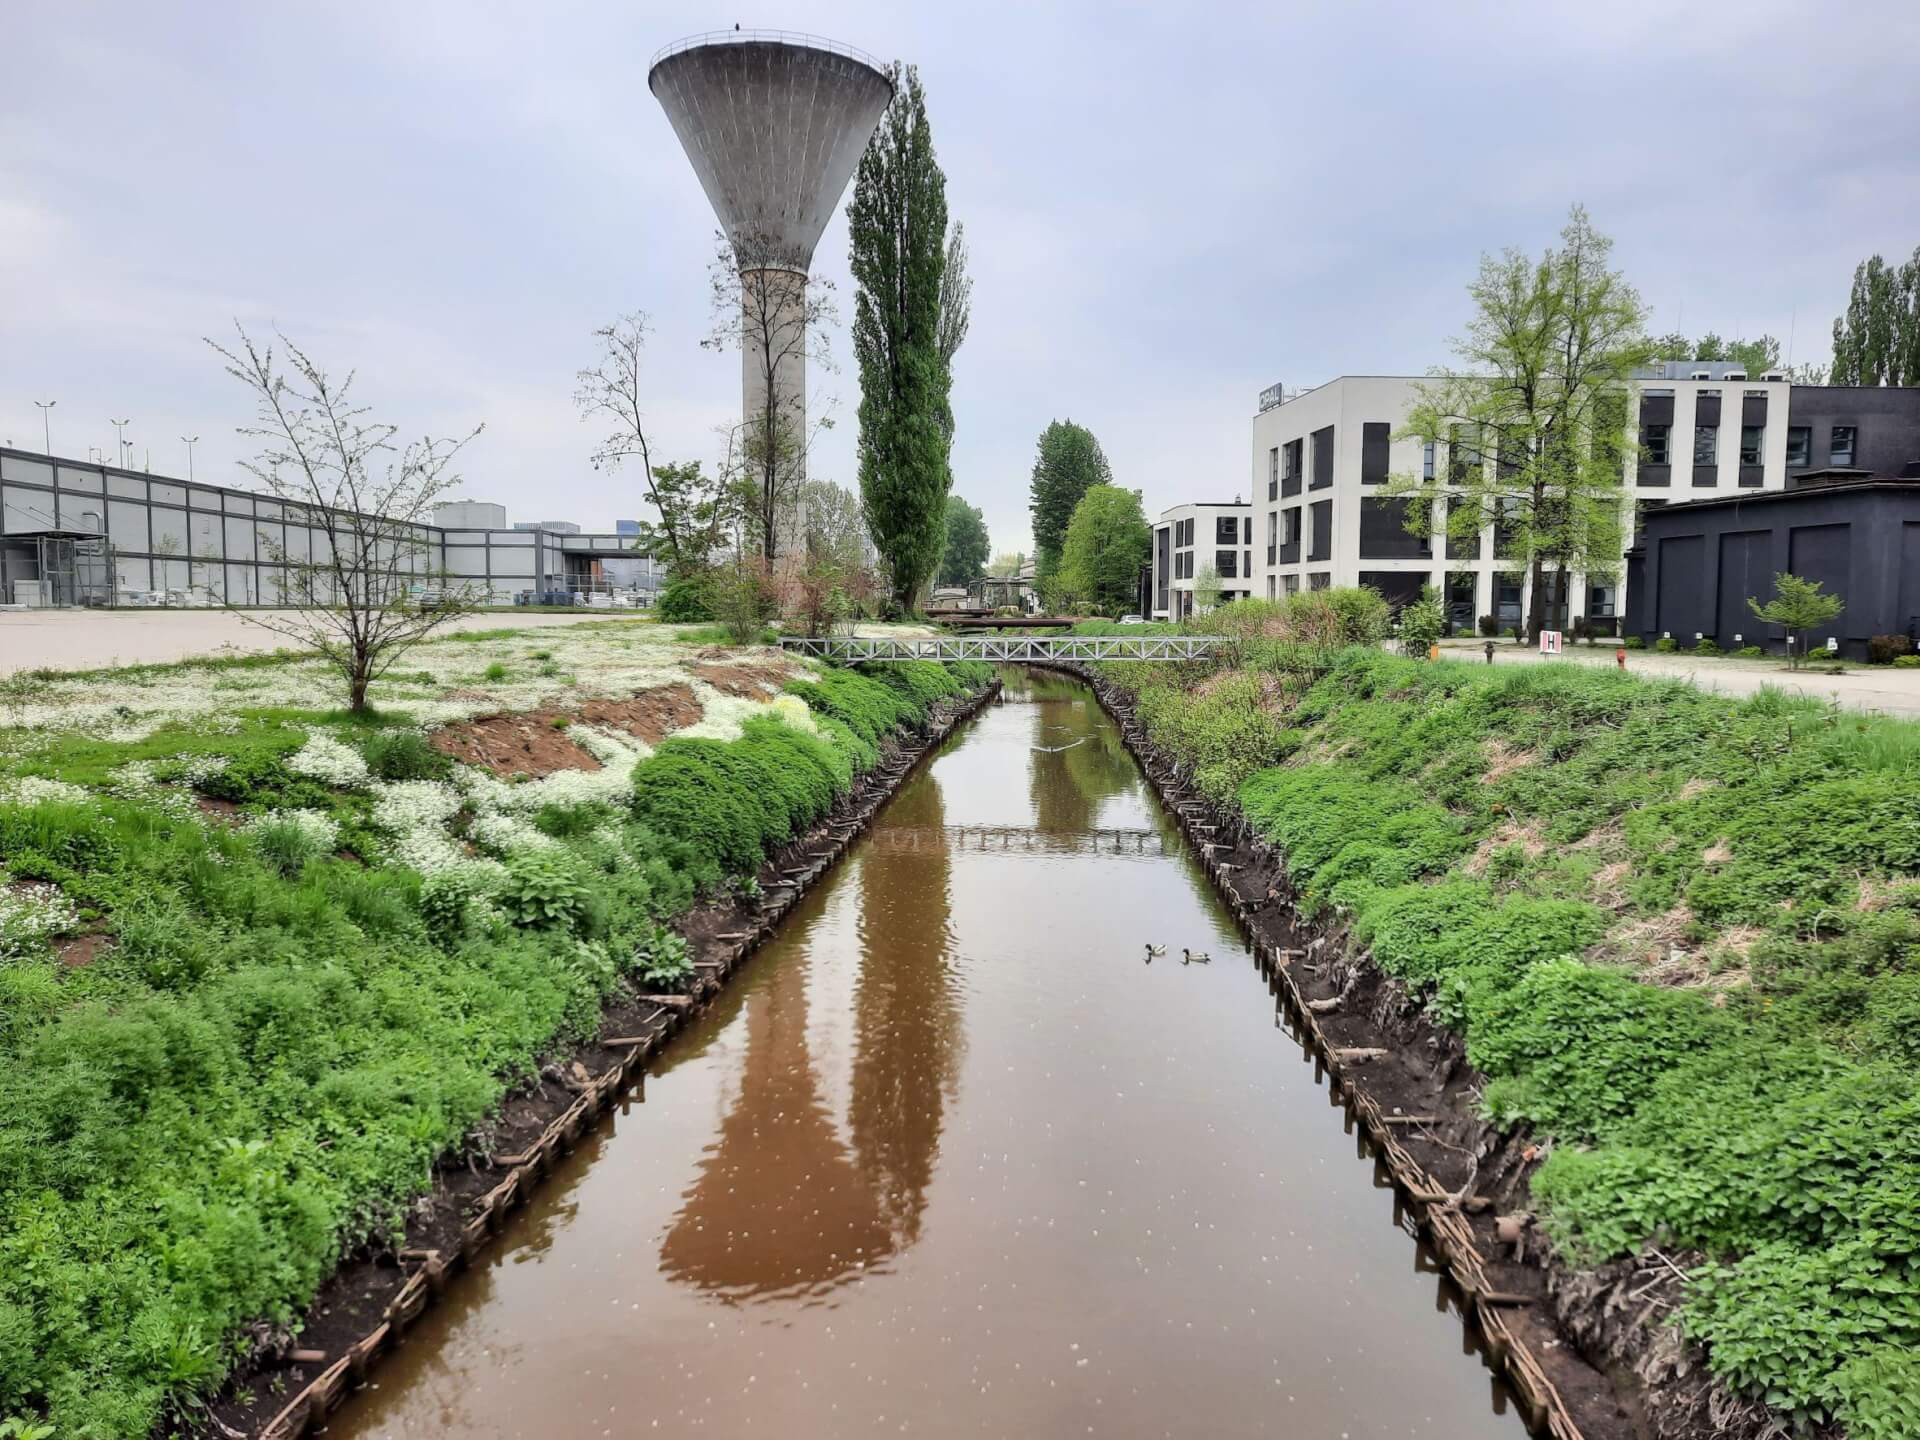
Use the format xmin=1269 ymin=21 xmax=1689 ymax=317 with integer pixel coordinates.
xmin=430 ymin=684 xmax=706 ymax=777
xmin=58 ymin=933 xmax=114 ymax=969
xmin=691 ymin=656 xmax=802 ymax=699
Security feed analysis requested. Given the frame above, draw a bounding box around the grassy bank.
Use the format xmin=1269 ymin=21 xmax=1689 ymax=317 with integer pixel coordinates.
xmin=1088 ymin=597 xmax=1919 ymax=1437
xmin=0 ymin=620 xmax=987 ymax=1436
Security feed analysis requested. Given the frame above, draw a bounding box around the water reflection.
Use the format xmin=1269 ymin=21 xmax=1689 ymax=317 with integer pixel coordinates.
xmin=1023 ymin=671 xmax=1136 ymax=834
xmin=657 ymin=939 xmax=890 ymax=1301
xmin=658 ymin=765 xmax=962 ymax=1299
xmin=850 ymin=772 xmax=961 ymax=1249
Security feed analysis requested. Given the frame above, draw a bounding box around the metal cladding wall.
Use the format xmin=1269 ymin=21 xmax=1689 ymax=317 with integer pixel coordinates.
xmin=648 ymin=36 xmax=894 ymax=273
xmin=1623 ymin=482 xmax=1920 ymax=659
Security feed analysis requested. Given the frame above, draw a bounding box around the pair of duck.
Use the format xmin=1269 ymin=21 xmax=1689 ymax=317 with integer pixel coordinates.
xmin=1143 ymin=944 xmax=1210 ymax=965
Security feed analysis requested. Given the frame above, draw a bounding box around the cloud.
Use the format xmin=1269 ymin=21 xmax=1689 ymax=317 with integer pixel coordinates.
xmin=4 ymin=0 xmax=1918 ymax=554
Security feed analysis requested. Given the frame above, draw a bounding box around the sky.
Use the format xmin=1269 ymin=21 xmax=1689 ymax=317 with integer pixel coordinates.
xmin=4 ymin=2 xmax=1918 ymax=558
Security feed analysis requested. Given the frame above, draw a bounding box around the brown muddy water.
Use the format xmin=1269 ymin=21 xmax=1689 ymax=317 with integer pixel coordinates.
xmin=326 ymin=669 xmax=1532 ymax=1439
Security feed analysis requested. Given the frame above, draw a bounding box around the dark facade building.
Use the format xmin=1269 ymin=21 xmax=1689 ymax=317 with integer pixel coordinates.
xmin=1625 ymin=478 xmax=1920 ymax=660
xmin=1785 ymin=387 xmax=1920 ymax=484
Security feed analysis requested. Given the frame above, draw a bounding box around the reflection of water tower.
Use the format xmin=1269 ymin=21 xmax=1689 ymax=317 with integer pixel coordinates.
xmin=649 ymin=31 xmax=893 ymax=559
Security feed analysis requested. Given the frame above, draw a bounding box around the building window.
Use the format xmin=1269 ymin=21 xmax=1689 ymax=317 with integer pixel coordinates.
xmin=1268 ymin=448 xmax=1279 ymax=501
xmin=1786 ymin=426 xmax=1811 ymax=468
xmin=1422 ymin=441 xmax=1435 ymax=480
xmin=1693 ymin=426 xmax=1717 ymax=465
xmin=1283 ymin=574 xmax=1299 ymax=595
xmin=1310 ymin=426 xmax=1335 ymax=489
xmin=1243 ymin=516 xmax=1253 ymax=544
xmin=1645 ymin=423 xmax=1670 ymax=466
xmin=1830 ymin=425 xmax=1856 ymax=467
xmin=1740 ymin=425 xmax=1763 ymax=466
xmin=1360 ymin=421 xmax=1391 ymax=484
xmin=1216 ymin=515 xmax=1238 ymax=545
xmin=1216 ymin=549 xmax=1238 ymax=579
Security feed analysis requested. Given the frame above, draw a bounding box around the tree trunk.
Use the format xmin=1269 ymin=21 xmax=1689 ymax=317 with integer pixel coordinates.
xmin=1525 ymin=554 xmax=1548 ymax=646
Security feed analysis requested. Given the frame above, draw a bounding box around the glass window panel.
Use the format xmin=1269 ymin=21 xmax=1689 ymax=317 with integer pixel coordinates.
xmin=1830 ymin=426 xmax=1856 ymax=466
xmin=256 ymin=499 xmax=282 ymax=519
xmin=492 ymin=549 xmax=536 ymax=576
xmin=58 ymin=492 xmax=106 ymax=532
xmin=56 ymin=466 xmax=104 ymax=493
xmin=154 ymin=556 xmax=190 ymax=593
xmin=116 ymin=557 xmax=153 ymax=594
xmin=223 ymin=515 xmax=255 ymax=560
xmin=1693 ymin=427 xmax=1717 ymax=465
xmin=189 ymin=487 xmax=222 ymax=510
xmin=224 ymin=492 xmax=254 ymax=516
xmin=447 ymin=546 xmax=488 ymax=576
xmin=189 ymin=510 xmax=221 ymax=558
xmin=108 ymin=499 xmax=148 ymax=549
xmin=1 ymin=456 xmax=54 ymax=486
xmin=3 ymin=485 xmax=58 ymax=531
xmin=151 ymin=482 xmax=186 ymax=506
xmin=1740 ymin=426 xmax=1763 ymax=465
xmin=108 ymin=473 xmax=146 ymax=499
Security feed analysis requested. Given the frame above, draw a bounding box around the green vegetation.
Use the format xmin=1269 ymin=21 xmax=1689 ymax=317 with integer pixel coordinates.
xmin=1090 ymin=598 xmax=1920 ymax=1432
xmin=1057 ymin=484 xmax=1150 ymax=616
xmin=0 ymin=635 xmax=989 ymax=1436
xmin=936 ymin=495 xmax=991 ymax=589
xmin=1027 ymin=420 xmax=1114 ymax=601
xmin=1749 ymin=572 xmax=1846 ymax=669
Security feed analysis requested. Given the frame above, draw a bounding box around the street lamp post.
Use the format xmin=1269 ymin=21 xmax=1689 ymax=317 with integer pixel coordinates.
xmin=110 ymin=418 xmax=131 ymax=468
xmin=180 ymin=435 xmax=200 ymax=482
xmin=33 ymin=399 xmax=56 ymax=455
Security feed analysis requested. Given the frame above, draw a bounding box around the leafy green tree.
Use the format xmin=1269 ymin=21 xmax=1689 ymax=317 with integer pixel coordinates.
xmin=1192 ymin=564 xmax=1223 ymax=614
xmin=1385 ymin=205 xmax=1653 ymax=644
xmin=1028 ymin=420 xmax=1113 ymax=596
xmin=936 ymin=495 xmax=989 ymax=588
xmin=1830 ymin=247 xmax=1920 ymax=385
xmin=1058 ymin=484 xmax=1149 ymax=616
xmin=1398 ymin=585 xmax=1447 ymax=657
xmin=850 ymin=63 xmax=952 ymax=611
xmin=987 ymin=550 xmax=1025 ymax=579
xmin=1748 ymin=572 xmax=1844 ymax=668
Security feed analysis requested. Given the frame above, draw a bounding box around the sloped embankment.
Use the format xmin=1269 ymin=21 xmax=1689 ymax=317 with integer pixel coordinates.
xmin=1078 ymin=643 xmax=1920 ymax=1440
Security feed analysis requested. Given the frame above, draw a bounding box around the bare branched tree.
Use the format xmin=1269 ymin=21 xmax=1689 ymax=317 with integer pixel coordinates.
xmin=704 ymin=233 xmax=838 ymax=565
xmin=208 ymin=322 xmax=483 ymax=712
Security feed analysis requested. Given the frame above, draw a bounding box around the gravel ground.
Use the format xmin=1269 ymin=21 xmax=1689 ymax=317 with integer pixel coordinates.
xmin=0 ymin=608 xmax=633 ymax=676
xmin=1435 ymin=637 xmax=1920 ymax=718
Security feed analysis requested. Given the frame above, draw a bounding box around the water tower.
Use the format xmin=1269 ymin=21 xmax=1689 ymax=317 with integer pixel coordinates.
xmin=649 ymin=30 xmax=894 ymax=558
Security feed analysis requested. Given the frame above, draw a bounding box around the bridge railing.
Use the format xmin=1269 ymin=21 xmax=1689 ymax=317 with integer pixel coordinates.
xmin=778 ymin=635 xmax=1224 ymax=663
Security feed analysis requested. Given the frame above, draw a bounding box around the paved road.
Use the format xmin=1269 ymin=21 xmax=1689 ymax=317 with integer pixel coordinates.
xmin=0 ymin=609 xmax=632 ymax=677
xmin=1436 ymin=639 xmax=1920 ymax=719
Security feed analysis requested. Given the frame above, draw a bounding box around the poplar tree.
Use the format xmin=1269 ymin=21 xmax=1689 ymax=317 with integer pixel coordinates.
xmin=1027 ymin=420 xmax=1114 ymax=598
xmin=850 ymin=64 xmax=951 ymax=611
xmin=1830 ymin=247 xmax=1920 ymax=386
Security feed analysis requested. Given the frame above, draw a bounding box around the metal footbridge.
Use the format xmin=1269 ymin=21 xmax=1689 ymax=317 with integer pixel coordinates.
xmin=779 ymin=635 xmax=1224 ymax=663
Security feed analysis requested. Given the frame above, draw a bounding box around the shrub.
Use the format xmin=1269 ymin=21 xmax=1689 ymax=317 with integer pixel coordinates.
xmin=1867 ymin=634 xmax=1913 ymax=665
xmin=1735 ymin=645 xmax=1764 ymax=658
xmin=1478 ymin=613 xmax=1499 ymax=637
xmin=1896 ymin=654 xmax=1920 ymax=669
xmin=249 ymin=814 xmax=331 ymax=877
xmin=1803 ymin=646 xmax=1837 ymax=663
xmin=1655 ymin=636 xmax=1679 ymax=653
xmin=196 ymin=751 xmax=334 ymax=810
xmin=481 ymin=661 xmax=509 ymax=682
xmin=656 ymin=575 xmax=713 ymax=622
xmin=1397 ymin=587 xmax=1446 ymax=659
xmin=632 ymin=922 xmax=692 ymax=987
xmin=1622 ymin=636 xmax=1644 ymax=649
xmin=359 ymin=730 xmax=450 ymax=782
xmin=495 ymin=851 xmax=589 ymax=931
xmin=1692 ymin=638 xmax=1722 ymax=656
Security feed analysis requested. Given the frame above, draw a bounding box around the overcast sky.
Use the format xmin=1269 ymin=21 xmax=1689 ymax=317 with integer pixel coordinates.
xmin=5 ymin=1 xmax=1918 ymax=555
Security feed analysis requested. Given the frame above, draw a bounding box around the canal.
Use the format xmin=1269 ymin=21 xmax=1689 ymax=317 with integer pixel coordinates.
xmin=329 ymin=669 xmax=1531 ymax=1438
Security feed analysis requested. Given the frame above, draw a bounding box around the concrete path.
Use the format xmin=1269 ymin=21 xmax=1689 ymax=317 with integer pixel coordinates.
xmin=1435 ymin=638 xmax=1920 ymax=719
xmin=0 ymin=609 xmax=634 ymax=677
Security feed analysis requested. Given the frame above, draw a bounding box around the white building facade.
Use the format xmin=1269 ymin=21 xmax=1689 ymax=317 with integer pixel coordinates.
xmin=1149 ymin=499 xmax=1254 ymax=620
xmin=1251 ymin=365 xmax=1793 ymax=633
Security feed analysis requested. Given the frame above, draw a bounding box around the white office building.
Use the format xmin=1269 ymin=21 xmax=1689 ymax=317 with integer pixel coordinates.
xmin=1250 ymin=365 xmax=1793 ymax=633
xmin=1148 ymin=499 xmax=1255 ymax=620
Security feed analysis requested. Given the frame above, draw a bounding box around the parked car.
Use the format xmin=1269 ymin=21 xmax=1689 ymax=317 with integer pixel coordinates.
xmin=1118 ymin=614 xmax=1145 ymax=625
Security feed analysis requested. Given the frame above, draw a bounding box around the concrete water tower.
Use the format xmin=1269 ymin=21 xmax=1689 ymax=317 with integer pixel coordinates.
xmin=649 ymin=30 xmax=894 ymax=558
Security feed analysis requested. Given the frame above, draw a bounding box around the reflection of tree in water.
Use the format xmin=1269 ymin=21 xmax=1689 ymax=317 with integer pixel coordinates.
xmin=1026 ymin=673 xmax=1136 ymax=834
xmin=658 ymin=939 xmax=890 ymax=1302
xmin=849 ymin=773 xmax=962 ymax=1247
xmin=658 ymin=764 xmax=966 ymax=1302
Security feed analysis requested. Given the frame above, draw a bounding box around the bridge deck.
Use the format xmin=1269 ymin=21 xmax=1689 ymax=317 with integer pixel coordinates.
xmin=779 ymin=635 xmax=1222 ymax=663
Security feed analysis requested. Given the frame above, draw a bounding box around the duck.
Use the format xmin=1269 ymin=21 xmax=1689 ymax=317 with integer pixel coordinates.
xmin=1182 ymin=949 xmax=1212 ymax=965
xmin=1144 ymin=943 xmax=1167 ymax=961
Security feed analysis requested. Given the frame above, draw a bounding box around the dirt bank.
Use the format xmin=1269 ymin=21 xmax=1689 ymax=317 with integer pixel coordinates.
xmin=202 ymin=676 xmax=1001 ymax=1440
xmin=1055 ymin=660 xmax=1792 ymax=1440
